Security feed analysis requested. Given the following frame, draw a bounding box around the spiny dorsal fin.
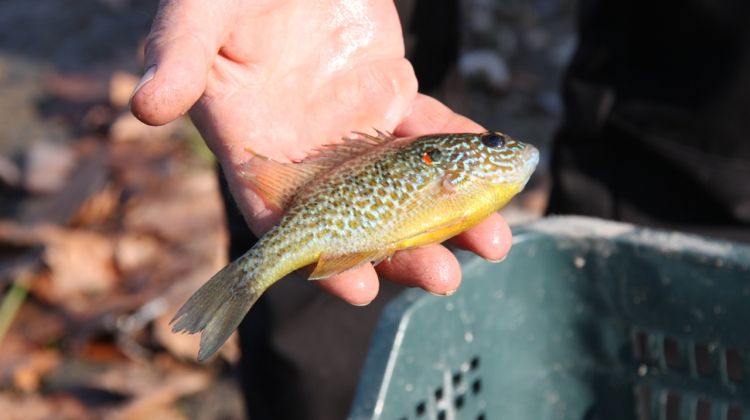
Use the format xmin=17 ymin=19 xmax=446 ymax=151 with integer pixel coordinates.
xmin=238 ymin=130 xmax=396 ymax=210
xmin=301 ymin=130 xmax=396 ymax=170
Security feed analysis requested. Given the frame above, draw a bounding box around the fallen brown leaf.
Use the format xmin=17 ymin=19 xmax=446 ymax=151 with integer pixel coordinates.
xmin=123 ymin=170 xmax=226 ymax=243
xmin=109 ymin=370 xmax=210 ymax=420
xmin=109 ymin=112 xmax=181 ymax=143
xmin=0 ymin=155 xmax=21 ymax=188
xmin=42 ymin=229 xmax=117 ymax=306
xmin=114 ymin=233 xmax=162 ymax=274
xmin=22 ymin=141 xmax=77 ymax=194
xmin=43 ymin=72 xmax=110 ymax=103
xmin=70 ymin=183 xmax=121 ymax=227
xmin=109 ymin=71 xmax=139 ymax=109
xmin=0 ymin=392 xmax=92 ymax=420
xmin=12 ymin=350 xmax=61 ymax=393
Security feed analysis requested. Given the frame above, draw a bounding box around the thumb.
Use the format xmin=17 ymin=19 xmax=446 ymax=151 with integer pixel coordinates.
xmin=130 ymin=0 xmax=233 ymax=126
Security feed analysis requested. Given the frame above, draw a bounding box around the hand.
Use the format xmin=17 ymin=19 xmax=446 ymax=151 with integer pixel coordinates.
xmin=130 ymin=0 xmax=512 ymax=305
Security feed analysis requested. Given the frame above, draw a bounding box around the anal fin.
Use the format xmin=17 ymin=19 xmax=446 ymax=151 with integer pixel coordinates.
xmin=309 ymin=250 xmax=386 ymax=280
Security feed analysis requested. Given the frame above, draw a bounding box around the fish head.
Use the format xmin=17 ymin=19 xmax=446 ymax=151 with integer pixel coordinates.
xmin=413 ymin=131 xmax=540 ymax=188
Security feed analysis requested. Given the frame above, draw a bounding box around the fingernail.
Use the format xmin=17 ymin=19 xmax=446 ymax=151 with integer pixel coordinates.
xmin=429 ymin=288 xmax=457 ymax=297
xmin=485 ymin=255 xmax=507 ymax=263
xmin=351 ymin=300 xmax=373 ymax=307
xmin=129 ymin=65 xmax=156 ymax=103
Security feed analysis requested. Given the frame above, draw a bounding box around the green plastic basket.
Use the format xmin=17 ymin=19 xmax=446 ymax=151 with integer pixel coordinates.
xmin=350 ymin=216 xmax=750 ymax=420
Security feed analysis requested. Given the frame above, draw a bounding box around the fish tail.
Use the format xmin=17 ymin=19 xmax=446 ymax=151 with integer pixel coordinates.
xmin=170 ymin=252 xmax=267 ymax=362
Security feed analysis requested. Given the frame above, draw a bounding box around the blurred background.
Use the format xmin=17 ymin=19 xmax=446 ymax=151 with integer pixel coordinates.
xmin=0 ymin=0 xmax=575 ymax=418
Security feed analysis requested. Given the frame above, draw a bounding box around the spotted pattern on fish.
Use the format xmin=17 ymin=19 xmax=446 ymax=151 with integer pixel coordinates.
xmin=171 ymin=131 xmax=540 ymax=361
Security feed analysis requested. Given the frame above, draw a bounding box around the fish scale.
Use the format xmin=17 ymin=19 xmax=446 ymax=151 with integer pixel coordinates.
xmin=171 ymin=130 xmax=539 ymax=361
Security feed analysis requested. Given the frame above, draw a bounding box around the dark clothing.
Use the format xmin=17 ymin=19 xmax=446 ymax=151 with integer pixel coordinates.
xmin=547 ymin=0 xmax=750 ymax=242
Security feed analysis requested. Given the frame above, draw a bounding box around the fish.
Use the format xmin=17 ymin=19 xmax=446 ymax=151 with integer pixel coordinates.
xmin=171 ymin=130 xmax=540 ymax=361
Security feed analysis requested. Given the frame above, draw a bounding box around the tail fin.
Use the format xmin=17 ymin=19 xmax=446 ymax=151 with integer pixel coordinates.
xmin=171 ymin=260 xmax=260 ymax=361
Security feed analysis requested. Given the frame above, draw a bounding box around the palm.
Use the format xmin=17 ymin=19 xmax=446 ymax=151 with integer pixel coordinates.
xmin=192 ymin=0 xmax=415 ymax=164
xmin=131 ymin=0 xmax=512 ymax=303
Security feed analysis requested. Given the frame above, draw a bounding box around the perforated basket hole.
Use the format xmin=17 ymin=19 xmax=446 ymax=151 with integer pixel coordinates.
xmin=727 ymin=405 xmax=742 ymax=420
xmin=634 ymin=385 xmax=651 ymax=420
xmin=452 ymin=371 xmax=463 ymax=386
xmin=402 ymin=356 xmax=484 ymax=420
xmin=434 ymin=387 xmax=444 ymax=402
xmin=664 ymin=392 xmax=681 ymax=420
xmin=663 ymin=336 xmax=680 ymax=369
xmin=637 ymin=386 xmax=747 ymax=420
xmin=470 ymin=356 xmax=480 ymax=371
xmin=724 ymin=349 xmax=743 ymax=383
xmin=471 ymin=378 xmax=482 ymax=395
xmin=695 ymin=398 xmax=711 ymax=420
xmin=416 ymin=401 xmax=426 ymax=417
xmin=694 ymin=343 xmax=714 ymax=376
xmin=634 ymin=331 xmax=650 ymax=363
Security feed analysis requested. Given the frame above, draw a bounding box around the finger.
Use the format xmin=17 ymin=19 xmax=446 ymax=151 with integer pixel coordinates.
xmin=130 ymin=0 xmax=234 ymax=125
xmin=449 ymin=212 xmax=512 ymax=262
xmin=314 ymin=264 xmax=380 ymax=306
xmin=375 ymin=244 xmax=461 ymax=296
xmin=395 ymin=94 xmax=485 ymax=136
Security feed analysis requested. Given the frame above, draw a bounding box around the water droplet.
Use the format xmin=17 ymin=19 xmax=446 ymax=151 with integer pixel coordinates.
xmin=573 ymin=256 xmax=586 ymax=268
xmin=637 ymin=364 xmax=648 ymax=376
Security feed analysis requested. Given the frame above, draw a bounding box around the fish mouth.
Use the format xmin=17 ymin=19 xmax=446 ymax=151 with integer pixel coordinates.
xmin=513 ymin=144 xmax=540 ymax=187
xmin=522 ymin=144 xmax=540 ymax=173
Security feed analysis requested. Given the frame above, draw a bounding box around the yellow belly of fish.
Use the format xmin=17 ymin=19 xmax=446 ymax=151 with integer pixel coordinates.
xmin=306 ymin=180 xmax=525 ymax=279
xmin=389 ymin=180 xmax=525 ymax=252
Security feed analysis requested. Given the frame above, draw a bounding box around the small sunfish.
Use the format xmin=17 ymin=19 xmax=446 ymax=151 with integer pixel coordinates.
xmin=172 ymin=130 xmax=539 ymax=360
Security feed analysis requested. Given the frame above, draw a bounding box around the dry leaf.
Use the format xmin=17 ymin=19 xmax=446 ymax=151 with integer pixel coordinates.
xmin=124 ymin=171 xmax=226 ymax=243
xmin=0 ymin=393 xmax=91 ymax=420
xmin=114 ymin=233 xmax=162 ymax=274
xmin=109 ymin=112 xmax=180 ymax=143
xmin=6 ymin=297 xmax=68 ymax=349
xmin=0 ymin=155 xmax=21 ymax=187
xmin=109 ymin=71 xmax=140 ymax=109
xmin=109 ymin=370 xmax=210 ymax=420
xmin=22 ymin=141 xmax=77 ymax=194
xmin=31 ymin=228 xmax=117 ymax=313
xmin=12 ymin=350 xmax=61 ymax=393
xmin=43 ymin=72 xmax=110 ymax=103
xmin=70 ymin=183 xmax=120 ymax=226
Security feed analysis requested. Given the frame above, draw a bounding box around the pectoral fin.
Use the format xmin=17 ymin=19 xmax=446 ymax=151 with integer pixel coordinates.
xmin=309 ymin=250 xmax=386 ymax=280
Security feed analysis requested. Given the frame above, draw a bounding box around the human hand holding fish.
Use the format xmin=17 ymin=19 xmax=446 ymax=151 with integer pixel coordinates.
xmin=130 ymin=0 xmax=538 ymax=360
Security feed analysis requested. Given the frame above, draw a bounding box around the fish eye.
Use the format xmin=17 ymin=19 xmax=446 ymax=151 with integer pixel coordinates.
xmin=481 ymin=132 xmax=506 ymax=148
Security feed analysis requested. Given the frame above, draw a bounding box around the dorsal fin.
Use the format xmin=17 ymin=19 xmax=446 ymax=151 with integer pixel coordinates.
xmin=302 ymin=130 xmax=396 ymax=170
xmin=238 ymin=130 xmax=396 ymax=210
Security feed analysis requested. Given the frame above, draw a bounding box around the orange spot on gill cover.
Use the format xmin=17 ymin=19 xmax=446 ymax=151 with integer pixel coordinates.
xmin=422 ymin=152 xmax=433 ymax=165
